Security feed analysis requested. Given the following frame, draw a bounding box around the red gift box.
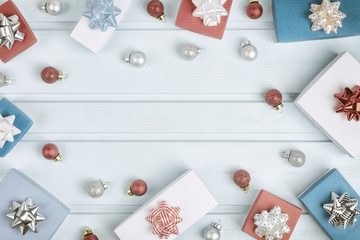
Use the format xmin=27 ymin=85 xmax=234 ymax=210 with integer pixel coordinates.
xmin=242 ymin=189 xmax=303 ymax=240
xmin=175 ymin=0 xmax=233 ymax=39
xmin=0 ymin=0 xmax=37 ymax=63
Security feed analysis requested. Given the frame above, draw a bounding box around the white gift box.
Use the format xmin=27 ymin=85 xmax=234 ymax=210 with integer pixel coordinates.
xmin=114 ymin=170 xmax=218 ymax=240
xmin=70 ymin=0 xmax=133 ymax=54
xmin=295 ymin=52 xmax=360 ymax=157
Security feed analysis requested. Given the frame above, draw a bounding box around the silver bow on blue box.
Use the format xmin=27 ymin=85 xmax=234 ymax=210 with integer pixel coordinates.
xmin=0 ymin=14 xmax=25 ymax=50
xmin=83 ymin=0 xmax=121 ymax=32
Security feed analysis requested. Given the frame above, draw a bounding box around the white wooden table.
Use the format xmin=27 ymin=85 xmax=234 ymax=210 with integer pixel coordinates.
xmin=1 ymin=0 xmax=360 ymax=239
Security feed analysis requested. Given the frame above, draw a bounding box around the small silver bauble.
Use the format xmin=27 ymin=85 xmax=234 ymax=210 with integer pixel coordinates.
xmin=88 ymin=180 xmax=110 ymax=198
xmin=41 ymin=0 xmax=63 ymax=15
xmin=281 ymin=150 xmax=306 ymax=167
xmin=124 ymin=51 xmax=147 ymax=68
xmin=181 ymin=44 xmax=201 ymax=61
xmin=0 ymin=73 xmax=13 ymax=87
xmin=240 ymin=38 xmax=258 ymax=62
xmin=204 ymin=221 xmax=222 ymax=240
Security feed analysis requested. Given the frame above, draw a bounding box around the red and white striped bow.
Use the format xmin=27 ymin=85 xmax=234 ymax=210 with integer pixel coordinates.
xmin=146 ymin=201 xmax=183 ymax=239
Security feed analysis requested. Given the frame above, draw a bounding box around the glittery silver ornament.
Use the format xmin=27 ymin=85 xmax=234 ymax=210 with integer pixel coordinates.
xmin=181 ymin=44 xmax=201 ymax=61
xmin=204 ymin=221 xmax=222 ymax=240
xmin=88 ymin=180 xmax=110 ymax=198
xmin=124 ymin=51 xmax=147 ymax=68
xmin=0 ymin=73 xmax=13 ymax=87
xmin=41 ymin=0 xmax=63 ymax=15
xmin=280 ymin=150 xmax=306 ymax=167
xmin=240 ymin=38 xmax=258 ymax=61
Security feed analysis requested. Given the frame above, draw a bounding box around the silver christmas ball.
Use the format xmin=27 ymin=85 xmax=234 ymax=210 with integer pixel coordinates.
xmin=240 ymin=38 xmax=258 ymax=61
xmin=88 ymin=180 xmax=110 ymax=198
xmin=281 ymin=150 xmax=306 ymax=167
xmin=41 ymin=0 xmax=63 ymax=15
xmin=181 ymin=44 xmax=201 ymax=61
xmin=204 ymin=221 xmax=222 ymax=240
xmin=124 ymin=51 xmax=147 ymax=68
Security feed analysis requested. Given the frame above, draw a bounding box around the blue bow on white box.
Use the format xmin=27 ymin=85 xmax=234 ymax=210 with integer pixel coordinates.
xmin=83 ymin=0 xmax=121 ymax=32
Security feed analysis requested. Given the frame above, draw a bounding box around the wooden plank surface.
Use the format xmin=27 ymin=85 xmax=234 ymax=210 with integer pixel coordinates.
xmin=1 ymin=0 xmax=360 ymax=239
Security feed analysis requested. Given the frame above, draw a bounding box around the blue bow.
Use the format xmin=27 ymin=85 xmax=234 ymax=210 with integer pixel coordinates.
xmin=83 ymin=0 xmax=121 ymax=32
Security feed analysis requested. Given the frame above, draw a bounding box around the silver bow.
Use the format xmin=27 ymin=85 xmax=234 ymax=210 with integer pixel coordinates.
xmin=6 ymin=198 xmax=45 ymax=235
xmin=0 ymin=13 xmax=25 ymax=50
xmin=254 ymin=206 xmax=290 ymax=240
xmin=323 ymin=192 xmax=360 ymax=229
xmin=192 ymin=0 xmax=228 ymax=26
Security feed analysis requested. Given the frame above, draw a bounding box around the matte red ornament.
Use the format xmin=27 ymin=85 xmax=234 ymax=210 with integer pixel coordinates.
xmin=42 ymin=143 xmax=62 ymax=162
xmin=265 ymin=89 xmax=283 ymax=111
xmin=233 ymin=169 xmax=251 ymax=191
xmin=83 ymin=227 xmax=99 ymax=240
xmin=41 ymin=66 xmax=64 ymax=84
xmin=147 ymin=0 xmax=166 ymax=21
xmin=246 ymin=0 xmax=263 ymax=20
xmin=127 ymin=179 xmax=147 ymax=196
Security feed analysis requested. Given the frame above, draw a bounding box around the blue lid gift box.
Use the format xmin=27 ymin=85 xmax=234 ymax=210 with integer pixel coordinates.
xmin=0 ymin=98 xmax=33 ymax=157
xmin=0 ymin=169 xmax=70 ymax=240
xmin=299 ymin=168 xmax=360 ymax=240
xmin=272 ymin=0 xmax=360 ymax=42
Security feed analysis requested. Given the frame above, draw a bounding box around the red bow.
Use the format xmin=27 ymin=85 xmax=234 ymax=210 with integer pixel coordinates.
xmin=146 ymin=201 xmax=183 ymax=239
xmin=334 ymin=86 xmax=360 ymax=122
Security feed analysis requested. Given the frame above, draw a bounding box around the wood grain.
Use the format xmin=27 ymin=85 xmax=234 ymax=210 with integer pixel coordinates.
xmin=1 ymin=0 xmax=360 ymax=239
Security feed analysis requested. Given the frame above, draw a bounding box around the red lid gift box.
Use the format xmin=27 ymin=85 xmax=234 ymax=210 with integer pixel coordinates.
xmin=242 ymin=189 xmax=303 ymax=240
xmin=0 ymin=0 xmax=37 ymax=63
xmin=175 ymin=0 xmax=233 ymax=39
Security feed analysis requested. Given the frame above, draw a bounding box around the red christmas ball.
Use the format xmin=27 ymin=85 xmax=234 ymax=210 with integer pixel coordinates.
xmin=41 ymin=66 xmax=60 ymax=84
xmin=265 ymin=89 xmax=283 ymax=109
xmin=42 ymin=143 xmax=62 ymax=162
xmin=233 ymin=170 xmax=251 ymax=191
xmin=129 ymin=179 xmax=147 ymax=196
xmin=246 ymin=1 xmax=263 ymax=19
xmin=147 ymin=0 xmax=165 ymax=20
xmin=83 ymin=234 xmax=99 ymax=240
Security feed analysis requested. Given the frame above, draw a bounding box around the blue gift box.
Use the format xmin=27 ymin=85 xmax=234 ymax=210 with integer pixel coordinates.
xmin=272 ymin=0 xmax=360 ymax=42
xmin=299 ymin=169 xmax=360 ymax=240
xmin=0 ymin=98 xmax=33 ymax=157
xmin=0 ymin=169 xmax=69 ymax=240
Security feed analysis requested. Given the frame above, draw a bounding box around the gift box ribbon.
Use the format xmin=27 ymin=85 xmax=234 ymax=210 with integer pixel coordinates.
xmin=334 ymin=86 xmax=360 ymax=122
xmin=83 ymin=0 xmax=121 ymax=32
xmin=192 ymin=0 xmax=228 ymax=26
xmin=146 ymin=201 xmax=183 ymax=239
xmin=0 ymin=13 xmax=24 ymax=50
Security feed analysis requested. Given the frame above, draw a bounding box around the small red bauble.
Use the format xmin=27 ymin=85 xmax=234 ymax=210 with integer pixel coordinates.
xmin=83 ymin=227 xmax=99 ymax=240
xmin=127 ymin=179 xmax=148 ymax=196
xmin=246 ymin=0 xmax=263 ymax=19
xmin=42 ymin=143 xmax=62 ymax=162
xmin=147 ymin=0 xmax=166 ymax=21
xmin=233 ymin=169 xmax=251 ymax=191
xmin=41 ymin=66 xmax=64 ymax=84
xmin=265 ymin=89 xmax=283 ymax=111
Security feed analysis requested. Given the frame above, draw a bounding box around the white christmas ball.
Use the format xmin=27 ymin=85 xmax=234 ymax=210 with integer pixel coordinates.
xmin=42 ymin=0 xmax=63 ymax=15
xmin=181 ymin=44 xmax=201 ymax=61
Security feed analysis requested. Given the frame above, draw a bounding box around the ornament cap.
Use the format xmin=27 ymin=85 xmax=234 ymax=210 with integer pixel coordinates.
xmin=157 ymin=13 xmax=166 ymax=22
xmin=273 ymin=103 xmax=283 ymax=111
xmin=241 ymin=184 xmax=250 ymax=192
xmin=126 ymin=186 xmax=134 ymax=196
xmin=40 ymin=3 xmax=47 ymax=12
xmin=53 ymin=153 xmax=62 ymax=162
xmin=213 ymin=220 xmax=222 ymax=231
xmin=249 ymin=0 xmax=259 ymax=3
xmin=280 ymin=151 xmax=291 ymax=160
xmin=101 ymin=181 xmax=110 ymax=189
xmin=241 ymin=38 xmax=251 ymax=48
xmin=83 ymin=226 xmax=93 ymax=236
xmin=58 ymin=71 xmax=65 ymax=80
